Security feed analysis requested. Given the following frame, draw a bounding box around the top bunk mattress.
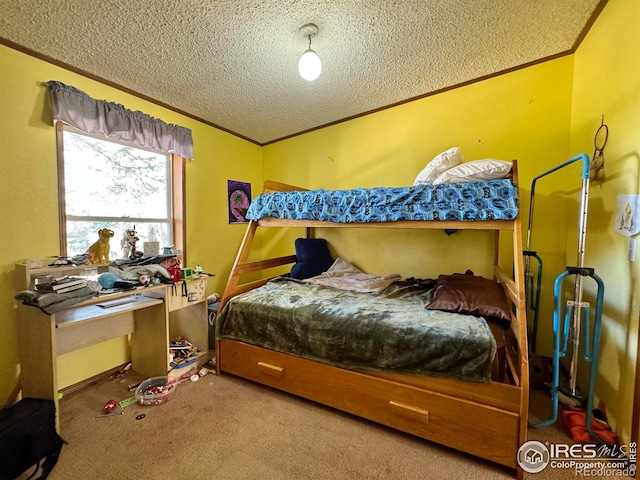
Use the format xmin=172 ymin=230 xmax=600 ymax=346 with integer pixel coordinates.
xmin=246 ymin=179 xmax=519 ymax=223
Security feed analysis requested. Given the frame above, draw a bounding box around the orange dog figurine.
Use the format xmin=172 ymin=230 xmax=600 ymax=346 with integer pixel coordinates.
xmin=86 ymin=228 xmax=114 ymax=264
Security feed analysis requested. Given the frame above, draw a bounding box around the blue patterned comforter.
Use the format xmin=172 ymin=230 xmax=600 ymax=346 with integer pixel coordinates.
xmin=247 ymin=180 xmax=519 ymax=223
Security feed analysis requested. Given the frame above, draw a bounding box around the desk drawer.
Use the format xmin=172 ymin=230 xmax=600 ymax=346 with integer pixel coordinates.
xmin=168 ymin=278 xmax=206 ymax=311
xmin=220 ymin=339 xmax=519 ymax=468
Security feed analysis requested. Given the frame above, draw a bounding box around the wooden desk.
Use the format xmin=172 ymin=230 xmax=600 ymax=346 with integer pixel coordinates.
xmin=15 ymin=266 xmax=208 ymax=431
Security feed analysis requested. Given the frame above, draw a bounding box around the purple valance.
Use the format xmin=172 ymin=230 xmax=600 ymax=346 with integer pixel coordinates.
xmin=46 ymin=81 xmax=193 ymax=159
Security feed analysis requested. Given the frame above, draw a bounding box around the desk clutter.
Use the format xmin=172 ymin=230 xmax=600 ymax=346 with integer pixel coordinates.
xmin=34 ymin=275 xmax=88 ymax=293
xmin=15 ymin=256 xmax=212 ymax=434
xmin=169 ymin=337 xmax=201 ymax=371
xmin=15 ymin=253 xmax=212 ymax=316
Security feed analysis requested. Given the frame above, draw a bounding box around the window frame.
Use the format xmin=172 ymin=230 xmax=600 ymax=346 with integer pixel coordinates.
xmin=55 ymin=120 xmax=187 ymax=261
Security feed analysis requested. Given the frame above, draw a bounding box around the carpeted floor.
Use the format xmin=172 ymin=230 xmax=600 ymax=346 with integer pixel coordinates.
xmin=41 ymin=370 xmax=618 ymax=480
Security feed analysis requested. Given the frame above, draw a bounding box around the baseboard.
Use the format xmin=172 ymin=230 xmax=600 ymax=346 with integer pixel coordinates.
xmin=59 ymin=363 xmax=130 ymax=396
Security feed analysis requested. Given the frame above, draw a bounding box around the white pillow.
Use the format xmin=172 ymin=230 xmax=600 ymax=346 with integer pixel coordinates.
xmin=413 ymin=147 xmax=463 ymax=185
xmin=432 ymin=159 xmax=512 ymax=185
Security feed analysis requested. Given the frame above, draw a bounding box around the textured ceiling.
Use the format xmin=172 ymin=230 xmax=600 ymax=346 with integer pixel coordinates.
xmin=0 ymin=0 xmax=604 ymax=145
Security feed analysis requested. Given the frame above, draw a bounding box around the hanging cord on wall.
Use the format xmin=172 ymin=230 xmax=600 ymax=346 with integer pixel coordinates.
xmin=589 ymin=115 xmax=609 ymax=183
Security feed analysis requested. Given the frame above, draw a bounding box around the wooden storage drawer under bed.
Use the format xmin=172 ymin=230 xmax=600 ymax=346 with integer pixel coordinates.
xmin=220 ymin=339 xmax=519 ymax=468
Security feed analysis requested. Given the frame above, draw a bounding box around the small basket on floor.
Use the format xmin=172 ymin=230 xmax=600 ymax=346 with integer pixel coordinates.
xmin=135 ymin=376 xmax=176 ymax=406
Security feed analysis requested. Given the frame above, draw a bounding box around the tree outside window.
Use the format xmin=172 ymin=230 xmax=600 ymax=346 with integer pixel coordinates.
xmin=60 ymin=128 xmax=173 ymax=260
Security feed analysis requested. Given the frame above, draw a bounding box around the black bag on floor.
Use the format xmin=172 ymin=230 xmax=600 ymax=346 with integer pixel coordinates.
xmin=0 ymin=398 xmax=63 ymax=480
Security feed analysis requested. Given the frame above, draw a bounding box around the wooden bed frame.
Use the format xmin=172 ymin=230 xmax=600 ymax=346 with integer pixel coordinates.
xmin=216 ymin=162 xmax=529 ymax=478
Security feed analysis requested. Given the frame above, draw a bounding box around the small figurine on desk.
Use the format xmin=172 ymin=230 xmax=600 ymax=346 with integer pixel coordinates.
xmin=121 ymin=226 xmax=144 ymax=260
xmin=86 ymin=228 xmax=114 ymax=264
xmin=194 ymin=264 xmax=203 ymax=278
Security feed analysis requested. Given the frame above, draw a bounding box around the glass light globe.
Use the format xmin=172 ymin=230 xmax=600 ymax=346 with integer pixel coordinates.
xmin=298 ymin=49 xmax=322 ymax=81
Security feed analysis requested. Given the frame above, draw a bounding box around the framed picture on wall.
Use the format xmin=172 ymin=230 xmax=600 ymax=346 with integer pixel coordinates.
xmin=227 ymin=180 xmax=251 ymax=224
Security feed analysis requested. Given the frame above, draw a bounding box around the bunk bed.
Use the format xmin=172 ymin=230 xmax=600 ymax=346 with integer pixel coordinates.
xmin=216 ymin=161 xmax=529 ymax=478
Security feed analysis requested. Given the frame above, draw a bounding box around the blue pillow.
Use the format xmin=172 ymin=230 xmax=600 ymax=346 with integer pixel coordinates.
xmin=290 ymin=238 xmax=334 ymax=280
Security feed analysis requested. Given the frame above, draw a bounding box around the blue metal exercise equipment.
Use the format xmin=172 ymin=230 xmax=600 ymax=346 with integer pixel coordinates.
xmin=526 ymin=153 xmax=607 ymax=444
xmin=531 ymin=266 xmax=605 ymax=443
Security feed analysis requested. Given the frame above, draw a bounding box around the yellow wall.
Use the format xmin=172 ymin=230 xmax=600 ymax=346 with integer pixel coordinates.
xmin=0 ymin=44 xmax=261 ymax=400
xmin=569 ymin=0 xmax=640 ymax=445
xmin=263 ymin=57 xmax=575 ymax=343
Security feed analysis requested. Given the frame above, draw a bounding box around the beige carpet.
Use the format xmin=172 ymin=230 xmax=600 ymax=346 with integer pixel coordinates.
xmin=42 ymin=371 xmax=611 ymax=480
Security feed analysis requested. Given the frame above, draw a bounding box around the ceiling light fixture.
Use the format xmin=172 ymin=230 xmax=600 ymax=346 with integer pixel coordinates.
xmin=298 ymin=23 xmax=322 ymax=81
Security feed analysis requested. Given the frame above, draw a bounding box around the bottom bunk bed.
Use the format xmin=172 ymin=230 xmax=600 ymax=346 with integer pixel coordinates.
xmin=216 ymin=173 xmax=529 ymax=478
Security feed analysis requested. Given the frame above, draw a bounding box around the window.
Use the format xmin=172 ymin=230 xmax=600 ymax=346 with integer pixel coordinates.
xmin=56 ymin=122 xmax=185 ymax=261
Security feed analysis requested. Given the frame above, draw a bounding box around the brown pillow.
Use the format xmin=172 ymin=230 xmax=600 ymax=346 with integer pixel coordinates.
xmin=426 ymin=272 xmax=511 ymax=324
